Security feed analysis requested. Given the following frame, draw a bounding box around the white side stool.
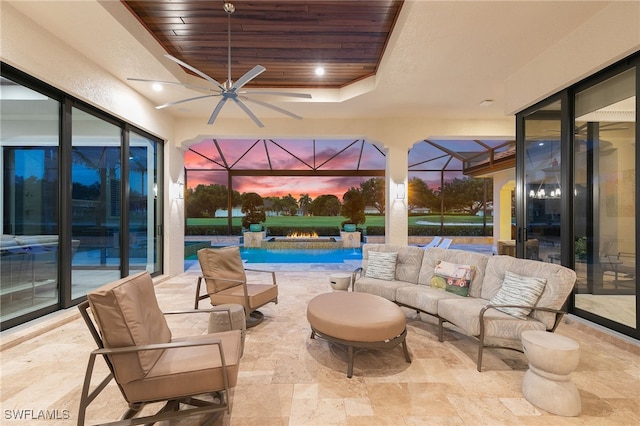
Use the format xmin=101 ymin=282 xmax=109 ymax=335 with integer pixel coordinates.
xmin=329 ymin=273 xmax=351 ymax=291
xmin=208 ymin=303 xmax=246 ymax=356
xmin=521 ymin=330 xmax=581 ymax=416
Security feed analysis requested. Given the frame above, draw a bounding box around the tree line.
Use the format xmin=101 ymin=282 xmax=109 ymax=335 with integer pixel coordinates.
xmin=185 ymin=176 xmax=492 ymax=226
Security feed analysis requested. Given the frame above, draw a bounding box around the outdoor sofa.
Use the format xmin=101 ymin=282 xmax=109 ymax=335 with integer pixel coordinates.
xmin=352 ymin=243 xmax=577 ymax=371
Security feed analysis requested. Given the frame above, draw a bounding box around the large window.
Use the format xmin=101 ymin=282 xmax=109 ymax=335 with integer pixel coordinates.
xmin=0 ymin=64 xmax=164 ymax=330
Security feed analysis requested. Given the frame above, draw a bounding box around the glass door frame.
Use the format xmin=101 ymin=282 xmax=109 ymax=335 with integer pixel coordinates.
xmin=515 ymin=92 xmax=573 ymax=264
xmin=516 ymin=55 xmax=639 ymax=340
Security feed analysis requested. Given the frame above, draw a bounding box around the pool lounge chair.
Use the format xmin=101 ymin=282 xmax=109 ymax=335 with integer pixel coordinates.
xmin=437 ymin=238 xmax=453 ymax=249
xmin=418 ymin=236 xmax=442 ymax=249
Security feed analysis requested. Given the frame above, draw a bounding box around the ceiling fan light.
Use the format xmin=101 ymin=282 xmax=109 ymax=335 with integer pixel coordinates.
xmin=315 ymin=67 xmax=325 ymax=76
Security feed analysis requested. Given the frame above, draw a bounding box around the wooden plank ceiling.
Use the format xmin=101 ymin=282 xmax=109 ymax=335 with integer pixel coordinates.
xmin=122 ymin=0 xmax=403 ymax=88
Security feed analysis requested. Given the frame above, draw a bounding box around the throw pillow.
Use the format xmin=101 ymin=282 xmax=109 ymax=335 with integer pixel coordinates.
xmin=487 ymin=270 xmax=547 ymax=319
xmin=365 ymin=251 xmax=397 ymax=281
xmin=430 ymin=259 xmax=475 ymax=296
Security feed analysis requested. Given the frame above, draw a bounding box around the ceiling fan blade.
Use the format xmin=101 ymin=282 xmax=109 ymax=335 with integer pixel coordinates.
xmin=241 ymin=96 xmax=303 ymax=120
xmin=164 ymin=54 xmax=225 ymax=91
xmin=243 ymin=90 xmax=312 ymax=99
xmin=156 ymin=94 xmax=218 ymax=110
xmin=232 ymin=97 xmax=264 ymax=128
xmin=208 ymin=98 xmax=228 ymax=125
xmin=127 ymin=78 xmax=213 ymax=92
xmin=231 ymin=65 xmax=266 ymax=92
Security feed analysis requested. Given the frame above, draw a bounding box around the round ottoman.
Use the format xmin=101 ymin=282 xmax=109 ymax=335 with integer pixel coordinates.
xmin=208 ymin=303 xmax=246 ymax=356
xmin=521 ymin=330 xmax=581 ymax=416
xmin=307 ymin=292 xmax=411 ymax=378
xmin=329 ymin=273 xmax=351 ymax=291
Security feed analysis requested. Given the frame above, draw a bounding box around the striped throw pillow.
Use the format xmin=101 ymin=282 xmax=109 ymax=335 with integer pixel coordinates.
xmin=365 ymin=251 xmax=397 ymax=281
xmin=488 ymin=270 xmax=547 ymax=319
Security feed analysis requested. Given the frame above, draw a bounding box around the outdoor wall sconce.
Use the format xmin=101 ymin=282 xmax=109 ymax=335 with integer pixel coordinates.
xmin=175 ymin=180 xmax=184 ymax=199
xmin=396 ymin=183 xmax=406 ymax=200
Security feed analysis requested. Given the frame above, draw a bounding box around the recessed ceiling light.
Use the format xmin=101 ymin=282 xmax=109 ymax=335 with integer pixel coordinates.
xmin=315 ymin=67 xmax=325 ymax=76
xmin=152 ymin=83 xmax=163 ymax=92
xmin=479 ymin=99 xmax=493 ymax=107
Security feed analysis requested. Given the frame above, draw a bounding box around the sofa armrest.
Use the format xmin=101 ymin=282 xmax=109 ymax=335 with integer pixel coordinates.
xmin=480 ymin=304 xmax=566 ymax=332
xmin=351 ymin=267 xmax=363 ymax=291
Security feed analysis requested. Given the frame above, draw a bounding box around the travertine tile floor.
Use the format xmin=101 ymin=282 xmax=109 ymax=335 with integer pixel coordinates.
xmin=1 ymin=264 xmax=639 ymax=425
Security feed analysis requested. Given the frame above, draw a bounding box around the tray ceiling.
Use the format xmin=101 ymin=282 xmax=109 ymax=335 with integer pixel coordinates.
xmin=123 ymin=0 xmax=403 ymax=89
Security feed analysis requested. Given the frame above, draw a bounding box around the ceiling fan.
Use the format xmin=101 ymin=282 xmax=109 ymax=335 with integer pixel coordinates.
xmin=128 ymin=2 xmax=311 ymax=128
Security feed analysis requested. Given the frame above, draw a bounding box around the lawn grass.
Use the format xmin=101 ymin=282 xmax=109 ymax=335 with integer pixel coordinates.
xmin=187 ymin=214 xmax=491 ymax=227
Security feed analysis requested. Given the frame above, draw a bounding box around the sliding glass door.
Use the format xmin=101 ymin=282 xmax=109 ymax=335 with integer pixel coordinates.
xmin=573 ymin=67 xmax=636 ymax=329
xmin=516 ymin=56 xmax=638 ymax=339
xmin=1 ymin=64 xmax=164 ymax=330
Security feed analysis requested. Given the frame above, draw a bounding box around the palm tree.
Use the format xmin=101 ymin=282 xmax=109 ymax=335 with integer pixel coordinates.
xmin=298 ymin=193 xmax=312 ymax=216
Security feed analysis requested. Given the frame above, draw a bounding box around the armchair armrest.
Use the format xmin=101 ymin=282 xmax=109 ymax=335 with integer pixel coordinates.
xmin=195 ymin=275 xmax=246 ymax=309
xmin=164 ymin=306 xmax=234 ymax=329
xmin=244 ymin=268 xmax=277 ymax=285
xmin=93 ymin=338 xmax=223 ymax=356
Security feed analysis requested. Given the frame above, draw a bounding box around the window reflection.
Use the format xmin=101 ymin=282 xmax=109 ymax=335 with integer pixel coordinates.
xmin=1 ymin=77 xmax=60 ymax=323
xmin=71 ymin=108 xmax=121 ymax=299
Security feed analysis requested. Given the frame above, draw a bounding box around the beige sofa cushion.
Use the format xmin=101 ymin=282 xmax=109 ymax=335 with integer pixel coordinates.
xmin=198 ymin=246 xmax=247 ymax=292
xmin=87 ymin=272 xmax=172 ymax=385
xmin=353 ymin=276 xmax=412 ymax=301
xmin=362 ymin=244 xmax=424 ymax=284
xmin=482 ymin=256 xmax=576 ymax=328
xmin=395 ymin=285 xmax=462 ymax=315
xmin=418 ymin=248 xmax=489 ymax=298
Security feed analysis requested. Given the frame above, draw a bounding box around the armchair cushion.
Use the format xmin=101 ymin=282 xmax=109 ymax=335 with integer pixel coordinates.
xmin=87 ymin=272 xmax=172 ymax=385
xmin=121 ymin=330 xmax=242 ymax=402
xmin=198 ymin=246 xmax=247 ymax=292
xmin=209 ymin=283 xmax=278 ymax=310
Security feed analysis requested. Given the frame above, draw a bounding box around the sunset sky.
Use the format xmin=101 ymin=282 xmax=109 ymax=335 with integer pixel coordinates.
xmin=184 ymin=139 xmax=386 ymax=198
xmin=183 ymin=138 xmax=487 ymax=198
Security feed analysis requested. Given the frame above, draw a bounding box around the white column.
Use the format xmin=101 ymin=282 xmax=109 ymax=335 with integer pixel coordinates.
xmin=491 ymin=169 xmax=515 ymax=253
xmin=165 ymin=142 xmax=186 ymax=276
xmin=385 ymin=144 xmax=409 ymax=245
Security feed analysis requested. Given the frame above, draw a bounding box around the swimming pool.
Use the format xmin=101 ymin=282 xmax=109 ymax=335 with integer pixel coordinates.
xmin=240 ymin=247 xmax=362 ymax=263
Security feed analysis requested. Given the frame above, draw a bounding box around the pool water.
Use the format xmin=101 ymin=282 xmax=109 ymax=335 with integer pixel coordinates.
xmin=240 ymin=247 xmax=362 ymax=263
